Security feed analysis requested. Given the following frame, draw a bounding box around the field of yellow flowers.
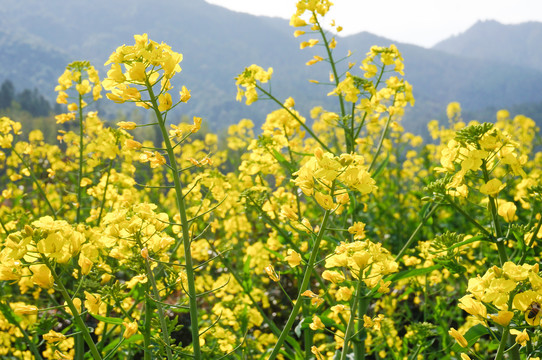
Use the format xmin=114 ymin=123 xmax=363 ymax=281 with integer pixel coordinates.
xmin=1 ymin=1 xmax=542 ymax=359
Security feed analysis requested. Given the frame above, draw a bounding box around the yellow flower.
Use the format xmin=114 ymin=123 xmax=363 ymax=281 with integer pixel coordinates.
xmin=29 ymin=264 xmax=54 ymax=289
xmin=78 ymin=254 xmax=93 ymax=275
xmin=348 ymin=222 xmax=366 ymax=240
xmin=117 ymin=121 xmax=137 ymax=130
xmin=322 ymin=270 xmax=345 ymax=284
xmin=490 ymin=310 xmax=514 ymax=326
xmin=84 ymin=291 xmax=102 ymax=314
xmin=12 ymin=304 xmax=38 ymax=315
xmin=235 ymin=65 xmax=273 ymax=105
xmin=498 ymin=201 xmax=517 ymax=222
xmin=314 ymin=192 xmax=334 ymax=210
xmin=300 ymin=39 xmax=319 ymax=49
xmin=43 ymin=330 xmax=67 ymax=343
xmin=264 ymin=264 xmax=280 ymax=282
xmin=65 ymin=298 xmax=82 ymax=316
xmin=458 ymin=295 xmax=487 ymax=319
xmin=123 ymin=321 xmax=138 ymax=339
xmin=503 ymin=262 xmax=533 ymax=282
xmin=284 ymin=249 xmax=301 ymax=267
xmin=289 ymin=15 xmax=307 ymax=27
xmin=158 ymin=93 xmax=173 ymax=112
xmin=125 ymin=139 xmax=142 ymax=150
xmin=449 ymin=327 xmax=468 ymax=348
xmin=191 ymin=116 xmax=202 ymax=133
xmin=510 ymin=329 xmax=529 ymax=346
xmin=311 ymin=346 xmax=325 ymax=360
xmin=128 ymin=62 xmax=146 ymax=82
xmin=447 ymin=102 xmax=461 ymax=120
xmin=309 ymin=314 xmax=325 ymax=330
xmin=306 ymin=56 xmax=324 ymax=66
xmin=328 ymin=73 xmax=360 ymax=103
xmin=335 ymin=286 xmax=353 ymax=301
xmin=179 ymin=85 xmax=191 ymax=102
xmin=480 ymin=178 xmax=506 ymax=197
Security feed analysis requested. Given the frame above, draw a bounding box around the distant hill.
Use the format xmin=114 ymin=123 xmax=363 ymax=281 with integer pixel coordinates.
xmin=433 ymin=20 xmax=542 ymax=72
xmin=1 ymin=0 xmax=541 ymax=135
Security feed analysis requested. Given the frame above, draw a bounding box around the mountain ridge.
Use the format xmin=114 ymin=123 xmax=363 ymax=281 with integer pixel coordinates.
xmin=1 ymin=1 xmax=541 ymax=133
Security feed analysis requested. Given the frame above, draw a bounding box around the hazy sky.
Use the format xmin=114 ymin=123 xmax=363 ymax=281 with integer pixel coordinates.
xmin=205 ymin=0 xmax=542 ymax=47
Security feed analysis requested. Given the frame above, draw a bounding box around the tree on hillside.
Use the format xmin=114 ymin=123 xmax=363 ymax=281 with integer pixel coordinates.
xmin=0 ymin=80 xmax=15 ymax=110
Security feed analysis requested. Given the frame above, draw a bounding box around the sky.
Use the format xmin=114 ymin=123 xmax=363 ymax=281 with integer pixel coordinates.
xmin=205 ymin=0 xmax=542 ymax=47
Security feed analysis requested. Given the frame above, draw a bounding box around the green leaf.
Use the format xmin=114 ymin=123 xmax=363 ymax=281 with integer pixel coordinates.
xmin=386 ymin=264 xmax=442 ymax=282
xmin=448 ymin=234 xmax=485 ymax=250
xmin=271 ymin=148 xmax=295 ymax=173
xmin=90 ymin=313 xmax=125 ymax=325
xmin=450 ymin=324 xmax=489 ymax=353
xmin=371 ymin=151 xmax=390 ymax=179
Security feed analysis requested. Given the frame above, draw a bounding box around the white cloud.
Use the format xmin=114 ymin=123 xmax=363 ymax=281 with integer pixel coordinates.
xmin=205 ymin=0 xmax=542 ymax=47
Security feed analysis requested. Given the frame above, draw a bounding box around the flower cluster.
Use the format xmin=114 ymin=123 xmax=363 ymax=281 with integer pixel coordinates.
xmin=324 ymin=239 xmax=398 ymax=293
xmin=0 ymin=116 xmax=21 ymax=149
xmin=436 ymin=123 xmax=526 ymax=198
xmin=235 ymin=64 xmax=273 ymax=105
xmin=460 ymin=262 xmax=542 ymax=326
xmin=293 ymin=148 xmax=377 ymax=211
xmin=103 ymin=33 xmax=186 ymax=110
xmin=55 ymin=61 xmax=102 ymax=124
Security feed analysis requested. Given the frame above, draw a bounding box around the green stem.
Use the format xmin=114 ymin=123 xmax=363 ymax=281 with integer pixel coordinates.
xmin=43 ymin=256 xmax=102 ymax=360
xmin=494 ymin=327 xmax=509 ymax=360
xmin=96 ymin=154 xmax=115 ymax=226
xmin=519 ymin=214 xmax=542 ymax=264
xmin=481 ymin=161 xmax=507 ymax=265
xmin=75 ymin=332 xmax=84 ymax=360
xmin=144 ymin=256 xmax=173 ymax=360
xmin=444 ymin=195 xmax=494 ymax=239
xmin=144 ymin=292 xmax=152 ymax=360
xmin=0 ymin=215 xmax=10 ymax=236
xmin=354 ymin=297 xmax=368 ymax=359
xmin=13 ymin=149 xmax=56 ymax=218
xmin=76 ymin=92 xmax=84 ymax=223
xmin=354 ymin=65 xmax=386 ymax=141
xmin=339 ymin=275 xmax=365 ymax=360
xmin=302 ymin=302 xmax=312 ymax=360
xmin=255 ymin=85 xmax=333 ymax=154
xmin=268 ymin=209 xmax=332 ymax=360
xmin=207 ymin=240 xmax=298 ymax=352
xmin=395 ymin=204 xmax=439 ymax=261
xmin=0 ymin=300 xmax=44 ymax=360
xmin=313 ymin=13 xmax=348 ymax=153
xmin=146 ymin=79 xmax=202 ymax=359
xmin=368 ymin=112 xmax=393 ymax=173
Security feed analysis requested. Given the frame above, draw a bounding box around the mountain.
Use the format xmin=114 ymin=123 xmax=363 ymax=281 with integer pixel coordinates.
xmin=433 ymin=20 xmax=542 ymax=72
xmin=1 ymin=1 xmax=541 ymax=135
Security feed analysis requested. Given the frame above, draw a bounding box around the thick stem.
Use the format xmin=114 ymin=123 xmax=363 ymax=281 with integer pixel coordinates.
xmin=481 ymin=160 xmax=507 ymax=265
xmin=0 ymin=300 xmax=44 ymax=360
xmin=13 ymin=149 xmax=56 ymax=218
xmin=146 ymin=80 xmax=202 ymax=359
xmin=144 ymin=292 xmax=152 ymax=360
xmin=76 ymin=93 xmax=85 ymax=223
xmin=339 ymin=275 xmax=365 ymax=360
xmin=268 ymin=209 xmax=332 ymax=360
xmin=368 ymin=113 xmax=393 ymax=173
xmin=43 ymin=257 xmax=102 ymax=360
xmin=144 ymin=256 xmax=173 ymax=360
xmin=96 ymin=156 xmax=114 ymax=226
xmin=255 ymin=85 xmax=333 ymax=154
xmin=494 ymin=327 xmax=509 ymax=360
xmin=395 ymin=204 xmax=439 ymax=261
xmin=313 ymin=13 xmax=348 ymax=153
